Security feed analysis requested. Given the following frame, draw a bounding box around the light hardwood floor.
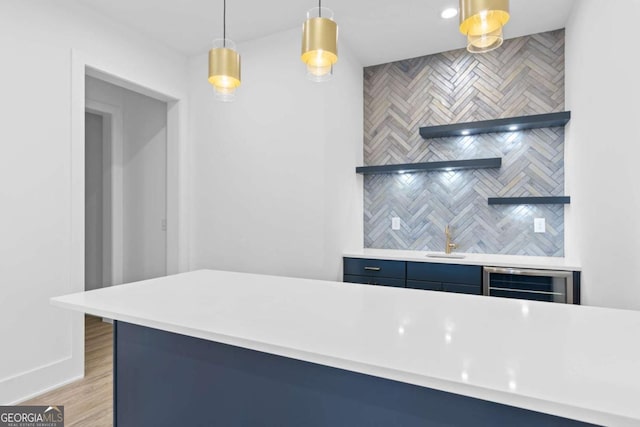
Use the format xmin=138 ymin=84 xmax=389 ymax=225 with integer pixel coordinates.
xmin=22 ymin=315 xmax=113 ymax=426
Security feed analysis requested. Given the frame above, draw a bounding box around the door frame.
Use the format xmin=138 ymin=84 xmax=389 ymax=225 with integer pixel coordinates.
xmin=85 ymin=101 xmax=124 ymax=286
xmin=70 ymin=49 xmax=188 ymax=296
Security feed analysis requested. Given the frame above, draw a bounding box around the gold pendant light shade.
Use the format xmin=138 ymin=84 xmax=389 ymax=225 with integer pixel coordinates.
xmin=208 ymin=0 xmax=241 ymax=102
xmin=208 ymin=41 xmax=241 ymax=101
xmin=301 ymin=7 xmax=338 ymax=82
xmin=459 ymin=0 xmax=510 ymax=53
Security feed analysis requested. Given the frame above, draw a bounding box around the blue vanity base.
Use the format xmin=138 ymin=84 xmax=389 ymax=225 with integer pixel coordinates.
xmin=114 ymin=321 xmax=594 ymax=427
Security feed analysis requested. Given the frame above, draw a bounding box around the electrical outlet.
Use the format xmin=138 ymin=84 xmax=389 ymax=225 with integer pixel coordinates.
xmin=534 ymin=218 xmax=546 ymax=233
xmin=391 ymin=217 xmax=401 ymax=230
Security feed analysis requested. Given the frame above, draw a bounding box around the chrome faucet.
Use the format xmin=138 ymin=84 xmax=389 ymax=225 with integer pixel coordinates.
xmin=445 ymin=224 xmax=458 ymax=254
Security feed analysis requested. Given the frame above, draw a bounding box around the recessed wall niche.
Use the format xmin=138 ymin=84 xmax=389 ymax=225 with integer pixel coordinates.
xmin=363 ymin=29 xmax=566 ymax=256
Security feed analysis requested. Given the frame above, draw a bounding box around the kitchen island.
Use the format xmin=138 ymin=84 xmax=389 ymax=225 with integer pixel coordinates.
xmin=52 ymin=270 xmax=640 ymax=426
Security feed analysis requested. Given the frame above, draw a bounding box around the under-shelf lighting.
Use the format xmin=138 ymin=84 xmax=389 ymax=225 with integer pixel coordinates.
xmin=419 ymin=112 xmax=571 ymax=140
xmin=356 ymin=157 xmax=502 ymax=175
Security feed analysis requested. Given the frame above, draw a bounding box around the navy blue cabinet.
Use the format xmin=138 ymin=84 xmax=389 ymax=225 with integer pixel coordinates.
xmin=116 ymin=320 xmax=592 ymax=427
xmin=344 ymin=275 xmax=405 ymax=288
xmin=343 ymin=258 xmax=482 ymax=295
xmin=405 ymin=280 xmax=442 ymax=291
xmin=344 ymin=257 xmax=578 ymax=302
xmin=343 ymin=258 xmax=406 ymax=279
xmin=343 ymin=258 xmax=406 ymax=288
xmin=406 ymin=262 xmax=482 ymax=295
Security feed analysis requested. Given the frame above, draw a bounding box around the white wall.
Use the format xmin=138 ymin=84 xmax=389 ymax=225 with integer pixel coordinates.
xmin=565 ymin=0 xmax=640 ymax=309
xmin=0 ymin=38 xmax=80 ymax=405
xmin=188 ymin=27 xmax=363 ymax=281
xmin=0 ymin=0 xmax=187 ymax=404
xmin=121 ymin=87 xmax=168 ymax=283
xmin=86 ymin=77 xmax=168 ymax=284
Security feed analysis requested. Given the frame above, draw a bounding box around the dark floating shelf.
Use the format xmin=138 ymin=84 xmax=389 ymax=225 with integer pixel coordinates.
xmin=488 ymin=196 xmax=571 ymax=205
xmin=356 ymin=157 xmax=501 ymax=175
xmin=419 ymin=111 xmax=571 ymax=139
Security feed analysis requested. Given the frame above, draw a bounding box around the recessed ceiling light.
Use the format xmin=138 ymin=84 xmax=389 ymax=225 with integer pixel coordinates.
xmin=508 ymin=125 xmax=518 ymax=131
xmin=441 ymin=7 xmax=458 ymax=19
xmin=461 ymin=130 xmax=470 ymax=136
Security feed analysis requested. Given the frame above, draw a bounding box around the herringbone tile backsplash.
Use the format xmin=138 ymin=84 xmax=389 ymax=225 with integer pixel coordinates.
xmin=363 ymin=30 xmax=566 ymax=256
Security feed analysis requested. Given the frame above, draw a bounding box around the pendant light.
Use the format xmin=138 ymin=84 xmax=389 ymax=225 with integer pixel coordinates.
xmin=459 ymin=0 xmax=510 ymax=53
xmin=208 ymin=0 xmax=241 ymax=101
xmin=301 ymin=0 xmax=338 ymax=82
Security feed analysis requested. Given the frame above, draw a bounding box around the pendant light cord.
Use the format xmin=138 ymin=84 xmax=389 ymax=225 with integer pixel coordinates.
xmin=223 ymin=0 xmax=226 ymax=47
xmin=319 ymin=0 xmax=322 ymax=17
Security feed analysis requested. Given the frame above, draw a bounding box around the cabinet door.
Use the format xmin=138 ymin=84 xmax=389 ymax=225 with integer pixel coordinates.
xmin=442 ymin=283 xmax=481 ymax=295
xmin=406 ymin=280 xmax=442 ymax=292
xmin=343 ymin=275 xmax=405 ymax=288
xmin=343 ymin=258 xmax=406 ymax=279
xmin=407 ymin=262 xmax=481 ymax=285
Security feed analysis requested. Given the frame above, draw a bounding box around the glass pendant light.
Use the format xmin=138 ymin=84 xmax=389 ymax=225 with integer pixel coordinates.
xmin=459 ymin=0 xmax=510 ymax=53
xmin=301 ymin=0 xmax=338 ymax=82
xmin=208 ymin=0 xmax=241 ymax=101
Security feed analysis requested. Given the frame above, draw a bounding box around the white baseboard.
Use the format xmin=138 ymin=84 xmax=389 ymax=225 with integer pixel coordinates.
xmin=1 ymin=313 xmax=85 ymax=405
xmin=9 ymin=374 xmax=84 ymax=405
xmin=0 ymin=356 xmax=84 ymax=405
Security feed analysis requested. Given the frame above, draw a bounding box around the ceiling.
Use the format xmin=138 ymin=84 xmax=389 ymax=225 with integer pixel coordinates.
xmin=77 ymin=0 xmax=576 ymax=66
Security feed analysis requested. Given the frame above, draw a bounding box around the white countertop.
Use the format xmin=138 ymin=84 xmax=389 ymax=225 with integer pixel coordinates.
xmin=51 ymin=270 xmax=638 ymax=426
xmin=344 ymin=248 xmax=582 ymax=271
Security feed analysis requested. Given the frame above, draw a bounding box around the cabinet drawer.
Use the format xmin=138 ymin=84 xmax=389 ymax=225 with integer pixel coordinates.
xmin=343 ymin=275 xmax=405 ymax=288
xmin=406 ymin=280 xmax=442 ymax=292
xmin=343 ymin=258 xmax=406 ymax=279
xmin=407 ymin=262 xmax=481 ymax=285
xmin=442 ymin=283 xmax=481 ymax=295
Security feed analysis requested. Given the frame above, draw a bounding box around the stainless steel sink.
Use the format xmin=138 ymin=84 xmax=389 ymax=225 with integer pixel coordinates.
xmin=425 ymin=252 xmax=466 ymax=259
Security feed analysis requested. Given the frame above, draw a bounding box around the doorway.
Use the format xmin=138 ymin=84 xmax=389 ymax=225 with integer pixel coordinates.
xmin=84 ymin=75 xmax=168 ymax=291
xmin=79 ymin=75 xmax=171 ymax=421
xmin=85 ymin=111 xmax=108 ymax=290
